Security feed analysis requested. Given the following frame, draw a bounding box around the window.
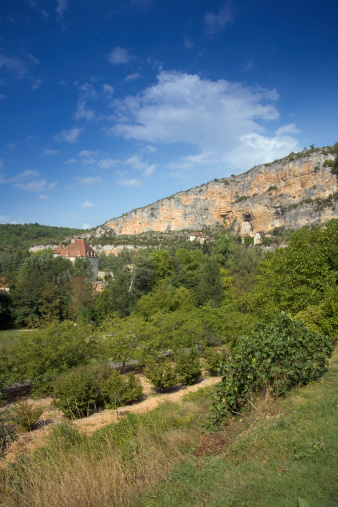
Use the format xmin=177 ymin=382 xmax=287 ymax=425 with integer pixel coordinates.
xmin=77 ymin=251 xmax=80 ymax=256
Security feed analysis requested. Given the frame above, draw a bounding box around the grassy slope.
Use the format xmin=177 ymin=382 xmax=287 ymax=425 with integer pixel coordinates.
xmin=141 ymin=351 xmax=338 ymax=507
xmin=1 ymin=352 xmax=337 ymax=506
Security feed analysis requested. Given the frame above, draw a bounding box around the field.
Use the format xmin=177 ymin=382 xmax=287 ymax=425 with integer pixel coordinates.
xmin=1 ymin=350 xmax=337 ymax=506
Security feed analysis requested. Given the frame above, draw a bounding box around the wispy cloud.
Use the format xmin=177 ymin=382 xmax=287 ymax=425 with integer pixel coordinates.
xmin=1 ymin=170 xmax=57 ymax=193
xmin=82 ymin=200 xmax=98 ymax=208
xmin=108 ymin=47 xmax=130 ymax=65
xmin=125 ymin=73 xmax=141 ymax=82
xmin=74 ymin=83 xmax=97 ymax=121
xmin=0 ymin=53 xmax=27 ymax=79
xmin=55 ymin=127 xmax=82 ymax=143
xmin=103 ymin=84 xmax=114 ymax=96
xmin=98 ymin=158 xmax=118 ymax=169
xmin=205 ymin=2 xmax=233 ymax=35
xmin=73 ymin=176 xmax=103 ymax=187
xmin=82 ymin=223 xmax=91 ymax=230
xmin=184 ymin=36 xmax=194 ymax=49
xmin=116 ymin=178 xmax=142 ymax=187
xmin=124 ymin=154 xmax=156 ymax=177
xmin=64 ymin=158 xmax=77 ymax=164
xmin=38 ymin=194 xmax=49 ymax=200
xmin=43 ymin=149 xmax=59 ymax=155
xmin=56 ymin=0 xmax=68 ymax=17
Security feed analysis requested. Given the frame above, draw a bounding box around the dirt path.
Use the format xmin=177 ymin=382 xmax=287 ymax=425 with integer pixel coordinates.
xmin=3 ymin=375 xmax=220 ymax=464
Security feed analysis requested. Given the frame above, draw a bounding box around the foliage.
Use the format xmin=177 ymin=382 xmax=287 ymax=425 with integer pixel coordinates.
xmin=175 ymin=349 xmax=202 ymax=385
xmin=99 ymin=369 xmax=143 ymax=408
xmin=249 ymin=222 xmax=338 ymax=317
xmin=209 ymin=313 xmax=333 ymax=427
xmin=137 ymin=284 xmax=196 ymax=319
xmin=99 ymin=315 xmax=155 ymax=370
xmin=195 ymin=258 xmax=224 ymax=307
xmin=0 ymin=409 xmax=17 ymax=459
xmin=11 ymin=401 xmax=43 ymax=431
xmin=144 ymin=360 xmax=178 ymax=389
xmin=203 ymin=347 xmax=228 ymax=375
xmin=52 ymin=368 xmax=97 ymax=418
xmin=3 ymin=321 xmax=98 ymax=392
xmin=0 ymin=223 xmax=84 ymax=255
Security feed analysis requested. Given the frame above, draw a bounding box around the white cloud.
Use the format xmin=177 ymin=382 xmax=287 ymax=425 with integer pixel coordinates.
xmin=82 ymin=200 xmax=97 ymax=208
xmin=43 ymin=149 xmax=59 ymax=155
xmin=14 ymin=179 xmax=47 ymax=192
xmin=79 ymin=149 xmax=99 ymax=164
xmin=56 ymin=0 xmax=67 ymax=17
xmin=82 ymin=224 xmax=91 ymax=230
xmin=73 ymin=176 xmax=103 ymax=187
xmin=0 ymin=53 xmax=27 ymax=79
xmin=74 ymin=83 xmax=97 ymax=121
xmin=38 ymin=194 xmax=49 ymax=200
xmin=64 ymin=158 xmax=77 ymax=164
xmin=108 ymin=47 xmax=130 ymax=65
xmin=55 ymin=127 xmax=81 ymax=143
xmin=205 ymin=2 xmax=233 ymax=34
xmin=110 ymin=70 xmax=300 ymax=171
xmin=117 ymin=178 xmax=142 ymax=187
xmin=275 ymin=123 xmax=300 ymax=136
xmin=125 ymin=73 xmax=141 ymax=82
xmin=0 ymin=214 xmax=13 ymax=223
xmin=124 ymin=154 xmax=156 ymax=177
xmin=97 ymin=158 xmax=118 ymax=169
xmin=184 ymin=36 xmax=194 ymax=49
xmin=103 ymin=84 xmax=114 ymax=95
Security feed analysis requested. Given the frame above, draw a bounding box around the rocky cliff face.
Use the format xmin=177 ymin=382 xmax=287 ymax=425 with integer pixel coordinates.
xmin=100 ymin=150 xmax=337 ymax=237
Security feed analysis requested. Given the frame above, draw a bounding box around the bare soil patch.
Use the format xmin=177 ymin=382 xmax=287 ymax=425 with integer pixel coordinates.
xmin=2 ymin=375 xmax=220 ymax=464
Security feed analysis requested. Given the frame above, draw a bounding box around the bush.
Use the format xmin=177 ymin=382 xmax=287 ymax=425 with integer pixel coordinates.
xmin=203 ymin=347 xmax=227 ymax=375
xmin=144 ymin=360 xmax=178 ymax=390
xmin=209 ymin=313 xmax=334 ymax=427
xmin=99 ymin=370 xmax=143 ymax=409
xmin=12 ymin=401 xmax=43 ymax=431
xmin=0 ymin=410 xmax=16 ymax=459
xmin=53 ymin=369 xmax=97 ymax=419
xmin=175 ymin=349 xmax=202 ymax=385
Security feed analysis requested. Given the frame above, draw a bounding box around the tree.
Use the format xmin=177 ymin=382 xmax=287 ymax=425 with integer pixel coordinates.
xmin=99 ymin=315 xmax=156 ymax=371
xmin=249 ymin=223 xmax=337 ymax=317
xmin=195 ymin=258 xmax=223 ymax=307
xmin=150 ymin=250 xmax=174 ymax=283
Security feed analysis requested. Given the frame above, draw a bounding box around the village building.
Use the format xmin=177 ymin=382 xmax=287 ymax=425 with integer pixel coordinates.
xmin=0 ymin=278 xmax=9 ymax=293
xmin=53 ymin=238 xmax=99 ymax=278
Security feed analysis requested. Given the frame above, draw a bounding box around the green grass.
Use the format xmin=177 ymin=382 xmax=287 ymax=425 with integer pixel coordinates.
xmin=1 ymin=352 xmax=337 ymax=506
xmin=140 ymin=351 xmax=338 ymax=507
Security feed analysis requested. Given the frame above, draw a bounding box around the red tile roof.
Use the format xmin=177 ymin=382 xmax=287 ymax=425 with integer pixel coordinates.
xmin=54 ymin=239 xmax=97 ymax=258
xmin=53 ymin=242 xmax=64 ymax=254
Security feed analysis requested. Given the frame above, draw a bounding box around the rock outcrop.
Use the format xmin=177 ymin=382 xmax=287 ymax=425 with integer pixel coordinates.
xmin=100 ymin=150 xmax=338 ymax=237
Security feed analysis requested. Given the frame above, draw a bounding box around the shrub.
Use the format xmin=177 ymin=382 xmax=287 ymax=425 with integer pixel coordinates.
xmin=99 ymin=370 xmax=143 ymax=409
xmin=12 ymin=401 xmax=43 ymax=431
xmin=144 ymin=360 xmax=178 ymax=390
xmin=209 ymin=313 xmax=334 ymax=427
xmin=175 ymin=349 xmax=202 ymax=385
xmin=0 ymin=410 xmax=16 ymax=459
xmin=203 ymin=347 xmax=227 ymax=375
xmin=53 ymin=369 xmax=97 ymax=419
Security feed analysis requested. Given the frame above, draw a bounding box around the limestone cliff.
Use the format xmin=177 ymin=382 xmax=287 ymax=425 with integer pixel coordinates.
xmin=100 ymin=149 xmax=338 ymax=237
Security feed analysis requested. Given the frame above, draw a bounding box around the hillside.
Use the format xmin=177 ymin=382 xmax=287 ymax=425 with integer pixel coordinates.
xmin=93 ymin=145 xmax=338 ymax=239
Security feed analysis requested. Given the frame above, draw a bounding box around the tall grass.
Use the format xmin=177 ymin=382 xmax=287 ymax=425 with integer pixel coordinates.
xmin=0 ymin=398 xmax=211 ymax=506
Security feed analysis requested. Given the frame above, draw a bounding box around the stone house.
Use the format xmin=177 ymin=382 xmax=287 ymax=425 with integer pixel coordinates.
xmin=53 ymin=238 xmax=98 ymax=278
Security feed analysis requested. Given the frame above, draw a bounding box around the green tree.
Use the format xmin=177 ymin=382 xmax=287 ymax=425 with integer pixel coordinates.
xmin=249 ymin=223 xmax=337 ymax=317
xmin=195 ymin=258 xmax=224 ymax=307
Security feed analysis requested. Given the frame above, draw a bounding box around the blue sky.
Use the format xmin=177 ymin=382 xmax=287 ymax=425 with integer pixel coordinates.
xmin=1 ymin=0 xmax=337 ymax=229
